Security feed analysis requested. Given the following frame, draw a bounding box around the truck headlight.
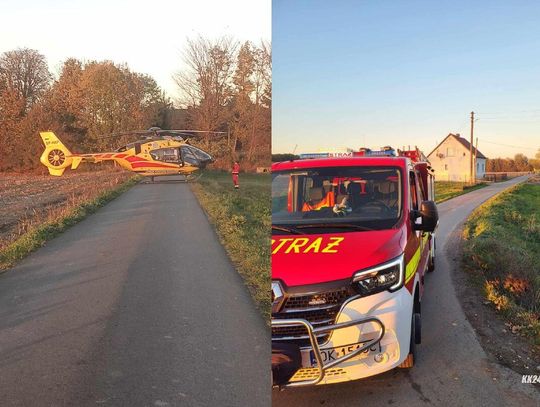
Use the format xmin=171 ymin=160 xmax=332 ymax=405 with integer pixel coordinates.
xmin=352 ymin=254 xmax=404 ymax=295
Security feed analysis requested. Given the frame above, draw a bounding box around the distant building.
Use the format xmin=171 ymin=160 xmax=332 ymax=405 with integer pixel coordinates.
xmin=427 ymin=133 xmax=487 ymax=181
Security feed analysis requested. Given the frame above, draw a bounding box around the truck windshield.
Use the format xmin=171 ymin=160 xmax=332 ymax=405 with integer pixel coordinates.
xmin=272 ymin=166 xmax=402 ymax=232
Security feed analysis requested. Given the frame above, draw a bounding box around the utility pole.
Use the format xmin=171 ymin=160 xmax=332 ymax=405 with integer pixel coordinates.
xmin=470 ymin=111 xmax=475 ymax=184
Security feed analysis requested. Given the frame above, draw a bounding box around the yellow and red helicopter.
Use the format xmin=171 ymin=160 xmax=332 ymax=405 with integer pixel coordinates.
xmin=39 ymin=127 xmax=222 ymax=181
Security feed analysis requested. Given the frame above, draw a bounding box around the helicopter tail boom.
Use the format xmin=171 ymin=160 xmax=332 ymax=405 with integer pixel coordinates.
xmin=39 ymin=132 xmax=73 ymax=176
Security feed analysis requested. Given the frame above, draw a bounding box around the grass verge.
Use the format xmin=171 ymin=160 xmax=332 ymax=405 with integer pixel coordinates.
xmin=435 ymin=181 xmax=487 ymax=203
xmin=462 ymin=182 xmax=540 ymax=344
xmin=0 ymin=175 xmax=140 ymax=271
xmin=190 ymin=170 xmax=270 ymax=319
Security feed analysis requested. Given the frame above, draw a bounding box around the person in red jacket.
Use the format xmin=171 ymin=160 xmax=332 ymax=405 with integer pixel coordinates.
xmin=232 ymin=161 xmax=240 ymax=189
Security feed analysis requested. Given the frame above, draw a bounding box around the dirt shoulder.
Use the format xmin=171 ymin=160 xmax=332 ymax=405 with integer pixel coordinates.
xmin=448 ymin=208 xmax=540 ymax=378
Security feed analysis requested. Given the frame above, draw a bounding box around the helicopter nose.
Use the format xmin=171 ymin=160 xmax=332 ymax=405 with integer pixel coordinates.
xmin=201 ymin=157 xmax=215 ymax=168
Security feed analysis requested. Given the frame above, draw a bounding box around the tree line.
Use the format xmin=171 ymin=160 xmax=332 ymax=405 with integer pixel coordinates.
xmin=486 ymin=152 xmax=540 ymax=173
xmin=0 ymin=36 xmax=270 ymax=172
xmin=175 ymin=36 xmax=271 ymax=169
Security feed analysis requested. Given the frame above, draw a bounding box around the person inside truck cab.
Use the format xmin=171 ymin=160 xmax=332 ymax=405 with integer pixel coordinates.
xmin=301 ymin=179 xmax=335 ymax=211
xmin=337 ymin=179 xmax=398 ymax=215
xmin=374 ymin=180 xmax=399 ymax=208
xmin=333 ymin=180 xmax=368 ymax=214
xmin=332 ymin=180 xmax=358 ymax=216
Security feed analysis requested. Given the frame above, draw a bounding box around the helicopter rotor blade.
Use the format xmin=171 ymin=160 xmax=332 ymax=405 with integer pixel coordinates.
xmin=96 ymin=131 xmax=151 ymax=140
xmin=159 ymin=130 xmax=227 ymax=138
xmin=95 ymin=129 xmax=227 ymax=140
xmin=161 ymin=130 xmax=227 ymax=134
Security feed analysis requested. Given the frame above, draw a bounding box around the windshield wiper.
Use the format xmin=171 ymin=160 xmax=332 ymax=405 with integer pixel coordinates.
xmin=296 ymin=223 xmax=374 ymax=231
xmin=272 ymin=225 xmax=304 ymax=235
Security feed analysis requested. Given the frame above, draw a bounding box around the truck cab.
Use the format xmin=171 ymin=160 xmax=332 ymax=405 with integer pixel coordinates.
xmin=271 ymin=151 xmax=438 ymax=388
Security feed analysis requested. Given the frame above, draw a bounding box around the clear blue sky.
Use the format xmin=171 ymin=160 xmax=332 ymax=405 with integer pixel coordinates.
xmin=0 ymin=0 xmax=270 ymax=102
xmin=273 ymin=0 xmax=540 ymax=158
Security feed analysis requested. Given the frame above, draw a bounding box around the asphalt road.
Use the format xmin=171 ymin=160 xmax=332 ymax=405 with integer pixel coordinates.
xmin=273 ymin=176 xmax=540 ymax=407
xmin=0 ymin=177 xmax=269 ymax=407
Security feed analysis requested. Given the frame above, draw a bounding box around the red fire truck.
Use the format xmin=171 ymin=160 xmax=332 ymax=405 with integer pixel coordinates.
xmin=271 ymin=147 xmax=438 ymax=388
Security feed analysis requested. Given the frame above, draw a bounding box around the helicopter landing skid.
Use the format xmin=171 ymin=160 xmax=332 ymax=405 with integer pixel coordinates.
xmin=185 ymin=172 xmax=203 ymax=183
xmin=139 ymin=173 xmax=202 ymax=184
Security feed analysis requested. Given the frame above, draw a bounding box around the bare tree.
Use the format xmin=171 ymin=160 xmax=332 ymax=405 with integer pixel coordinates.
xmin=247 ymin=41 xmax=271 ymax=161
xmin=0 ymin=48 xmax=52 ymax=113
xmin=259 ymin=40 xmax=272 ymax=109
xmin=228 ymin=41 xmax=271 ymax=161
xmin=230 ymin=41 xmax=256 ymax=156
xmin=174 ymin=36 xmax=238 ymax=147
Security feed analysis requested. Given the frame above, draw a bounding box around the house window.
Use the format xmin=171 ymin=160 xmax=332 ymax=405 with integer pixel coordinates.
xmin=446 ymin=148 xmax=455 ymax=157
xmin=444 ymin=164 xmax=448 ymax=171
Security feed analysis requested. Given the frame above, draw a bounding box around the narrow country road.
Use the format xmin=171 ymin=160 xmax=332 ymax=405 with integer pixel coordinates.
xmin=0 ymin=177 xmax=269 ymax=407
xmin=273 ymin=176 xmax=539 ymax=407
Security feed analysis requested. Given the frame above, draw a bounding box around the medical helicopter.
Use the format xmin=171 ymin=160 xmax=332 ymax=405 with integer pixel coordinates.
xmin=39 ymin=127 xmax=223 ymax=181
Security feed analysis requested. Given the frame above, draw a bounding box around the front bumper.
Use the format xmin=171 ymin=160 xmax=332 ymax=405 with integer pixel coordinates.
xmin=272 ymin=316 xmax=384 ymax=388
xmin=272 ymin=287 xmax=414 ymax=388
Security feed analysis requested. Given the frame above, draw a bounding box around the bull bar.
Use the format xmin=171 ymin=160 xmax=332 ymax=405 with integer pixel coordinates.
xmin=272 ymin=316 xmax=385 ymax=388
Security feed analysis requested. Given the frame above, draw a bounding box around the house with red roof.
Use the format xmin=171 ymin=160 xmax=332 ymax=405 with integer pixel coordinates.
xmin=427 ymin=133 xmax=487 ymax=182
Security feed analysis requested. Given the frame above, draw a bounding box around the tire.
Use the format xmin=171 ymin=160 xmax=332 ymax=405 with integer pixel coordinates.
xmin=414 ymin=312 xmax=422 ymax=344
xmin=399 ymin=312 xmax=420 ymax=369
xmin=427 ymin=237 xmax=435 ymax=273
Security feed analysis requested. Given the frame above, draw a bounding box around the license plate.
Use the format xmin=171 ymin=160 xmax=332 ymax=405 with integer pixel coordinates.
xmin=310 ymin=341 xmax=381 ymax=366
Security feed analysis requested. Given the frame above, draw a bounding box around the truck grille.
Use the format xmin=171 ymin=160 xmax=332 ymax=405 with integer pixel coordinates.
xmin=272 ymin=286 xmax=356 ymax=347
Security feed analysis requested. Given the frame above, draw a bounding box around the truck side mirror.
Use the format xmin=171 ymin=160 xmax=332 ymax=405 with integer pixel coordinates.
xmin=414 ymin=200 xmax=438 ymax=232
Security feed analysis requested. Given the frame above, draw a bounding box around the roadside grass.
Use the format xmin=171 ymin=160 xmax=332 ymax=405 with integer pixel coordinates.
xmin=435 ymin=181 xmax=487 ymax=203
xmin=462 ymin=182 xmax=540 ymax=344
xmin=0 ymin=175 xmax=140 ymax=271
xmin=190 ymin=170 xmax=271 ymax=319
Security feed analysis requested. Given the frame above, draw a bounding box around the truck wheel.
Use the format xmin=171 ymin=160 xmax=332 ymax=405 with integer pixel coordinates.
xmin=427 ymin=238 xmax=435 ymax=273
xmin=399 ymin=312 xmax=420 ymax=369
xmin=414 ymin=312 xmax=421 ymax=344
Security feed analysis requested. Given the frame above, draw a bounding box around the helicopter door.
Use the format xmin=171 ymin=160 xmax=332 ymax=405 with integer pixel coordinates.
xmin=150 ymin=148 xmax=181 ymax=163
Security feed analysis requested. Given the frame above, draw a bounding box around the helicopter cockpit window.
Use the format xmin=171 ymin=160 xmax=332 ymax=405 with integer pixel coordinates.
xmin=181 ymin=145 xmax=213 ymax=166
xmin=180 ymin=146 xmax=198 ymax=166
xmin=150 ymin=148 xmax=181 ymax=163
xmin=189 ymin=146 xmax=212 ymax=162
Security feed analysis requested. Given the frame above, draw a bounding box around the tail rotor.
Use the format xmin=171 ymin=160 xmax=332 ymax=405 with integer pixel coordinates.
xmin=47 ymin=149 xmax=66 ymax=167
xmin=39 ymin=132 xmax=72 ymax=176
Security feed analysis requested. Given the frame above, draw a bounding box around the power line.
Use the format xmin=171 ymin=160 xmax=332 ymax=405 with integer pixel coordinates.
xmin=476 ymin=109 xmax=540 ymax=115
xmin=477 ymin=119 xmax=540 ymax=123
xmin=478 ymin=139 xmax=538 ymax=151
xmin=475 ymin=111 xmax=540 ymax=122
